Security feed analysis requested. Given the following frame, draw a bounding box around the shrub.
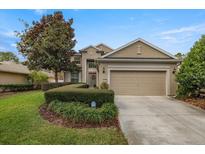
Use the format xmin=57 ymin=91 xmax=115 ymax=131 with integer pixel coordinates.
xmin=0 ymin=84 xmax=35 ymax=92
xmin=176 ymin=35 xmax=205 ymax=97
xmin=48 ymin=100 xmax=118 ymax=124
xmin=44 ymin=84 xmax=114 ymax=107
xmin=41 ymin=82 xmax=71 ymax=91
xmin=29 ymin=71 xmax=48 ymax=84
xmin=100 ymin=82 xmax=109 ymax=89
xmin=41 ymin=82 xmax=89 ymax=91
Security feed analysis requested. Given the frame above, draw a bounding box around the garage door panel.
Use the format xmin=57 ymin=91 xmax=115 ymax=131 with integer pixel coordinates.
xmin=110 ymin=71 xmax=166 ymax=96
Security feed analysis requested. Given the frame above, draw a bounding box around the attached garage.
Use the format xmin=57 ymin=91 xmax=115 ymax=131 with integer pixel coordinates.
xmin=110 ymin=70 xmax=167 ymax=96
xmin=97 ymin=38 xmax=181 ymax=96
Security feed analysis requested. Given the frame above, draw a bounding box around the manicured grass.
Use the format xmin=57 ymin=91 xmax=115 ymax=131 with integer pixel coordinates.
xmin=0 ymin=91 xmax=127 ymax=145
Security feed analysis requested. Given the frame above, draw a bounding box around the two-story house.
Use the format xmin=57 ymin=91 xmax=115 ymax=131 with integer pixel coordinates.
xmin=64 ymin=43 xmax=113 ymax=87
xmin=64 ymin=38 xmax=180 ymax=96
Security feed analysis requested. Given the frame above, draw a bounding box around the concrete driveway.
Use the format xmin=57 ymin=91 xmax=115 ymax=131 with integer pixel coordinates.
xmin=116 ymin=96 xmax=205 ymax=145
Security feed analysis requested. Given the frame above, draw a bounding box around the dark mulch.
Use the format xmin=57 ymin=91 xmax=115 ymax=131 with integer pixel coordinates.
xmin=39 ymin=104 xmax=120 ymax=129
xmin=183 ymin=98 xmax=205 ymax=110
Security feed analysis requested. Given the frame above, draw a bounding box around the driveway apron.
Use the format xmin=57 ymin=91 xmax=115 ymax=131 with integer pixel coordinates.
xmin=116 ymin=96 xmax=205 ymax=144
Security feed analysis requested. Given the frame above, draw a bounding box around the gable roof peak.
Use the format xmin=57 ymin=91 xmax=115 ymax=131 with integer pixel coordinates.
xmin=95 ymin=43 xmax=113 ymax=50
xmin=79 ymin=45 xmax=99 ymax=52
xmin=101 ymin=38 xmax=177 ymax=59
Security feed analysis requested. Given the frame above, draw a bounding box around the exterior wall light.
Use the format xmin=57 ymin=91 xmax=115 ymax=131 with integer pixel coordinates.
xmin=103 ymin=67 xmax=105 ymax=74
xmin=172 ymin=67 xmax=177 ymax=74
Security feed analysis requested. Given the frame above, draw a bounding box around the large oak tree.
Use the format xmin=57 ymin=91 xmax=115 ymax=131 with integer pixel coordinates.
xmin=17 ymin=11 xmax=78 ymax=82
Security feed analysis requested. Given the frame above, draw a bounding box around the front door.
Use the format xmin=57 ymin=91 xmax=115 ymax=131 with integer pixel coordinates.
xmin=88 ymin=72 xmax=96 ymax=87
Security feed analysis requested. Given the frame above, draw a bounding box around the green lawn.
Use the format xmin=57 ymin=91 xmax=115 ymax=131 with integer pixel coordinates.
xmin=0 ymin=91 xmax=127 ymax=145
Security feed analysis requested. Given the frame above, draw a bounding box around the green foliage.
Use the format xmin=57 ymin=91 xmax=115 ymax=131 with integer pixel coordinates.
xmin=44 ymin=84 xmax=114 ymax=107
xmin=176 ymin=35 xmax=205 ymax=97
xmin=41 ymin=82 xmax=88 ymax=91
xmin=0 ymin=52 xmax=19 ymax=62
xmin=100 ymin=82 xmax=109 ymax=89
xmin=29 ymin=71 xmax=48 ymax=84
xmin=0 ymin=84 xmax=35 ymax=92
xmin=175 ymin=52 xmax=185 ymax=60
xmin=16 ymin=11 xmax=78 ymax=82
xmin=41 ymin=82 xmax=71 ymax=91
xmin=0 ymin=91 xmax=127 ymax=144
xmin=48 ymin=100 xmax=118 ymax=124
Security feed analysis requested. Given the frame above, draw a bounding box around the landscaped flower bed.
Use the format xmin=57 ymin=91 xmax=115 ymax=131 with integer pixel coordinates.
xmin=40 ymin=100 xmax=119 ymax=128
xmin=42 ymin=83 xmax=117 ymax=128
xmin=182 ymin=98 xmax=205 ymax=110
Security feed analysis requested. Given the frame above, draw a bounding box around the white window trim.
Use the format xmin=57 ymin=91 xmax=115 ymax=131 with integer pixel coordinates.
xmin=84 ymin=60 xmax=87 ymax=82
xmin=107 ymin=65 xmax=170 ymax=96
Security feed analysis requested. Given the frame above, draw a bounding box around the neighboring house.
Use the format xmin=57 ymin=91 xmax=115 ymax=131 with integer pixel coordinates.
xmin=0 ymin=61 xmax=55 ymax=84
xmin=64 ymin=38 xmax=181 ymax=96
xmin=41 ymin=71 xmax=56 ymax=83
xmin=0 ymin=61 xmax=30 ymax=84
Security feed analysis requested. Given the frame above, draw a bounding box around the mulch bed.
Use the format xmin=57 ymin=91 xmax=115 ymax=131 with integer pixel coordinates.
xmin=39 ymin=104 xmax=120 ymax=129
xmin=182 ymin=98 xmax=205 ymax=110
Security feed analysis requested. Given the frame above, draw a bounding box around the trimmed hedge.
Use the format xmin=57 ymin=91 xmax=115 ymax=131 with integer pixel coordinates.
xmin=44 ymin=84 xmax=114 ymax=107
xmin=41 ymin=82 xmax=89 ymax=91
xmin=48 ymin=100 xmax=118 ymax=124
xmin=0 ymin=84 xmax=36 ymax=92
xmin=41 ymin=82 xmax=71 ymax=91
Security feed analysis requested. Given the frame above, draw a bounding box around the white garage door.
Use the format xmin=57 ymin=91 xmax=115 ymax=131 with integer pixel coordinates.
xmin=110 ymin=71 xmax=166 ymax=96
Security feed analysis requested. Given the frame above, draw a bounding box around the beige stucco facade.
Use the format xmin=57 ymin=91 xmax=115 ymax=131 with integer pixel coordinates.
xmin=97 ymin=62 xmax=177 ymax=96
xmin=81 ymin=47 xmax=101 ymax=84
xmin=64 ymin=44 xmax=112 ymax=86
xmin=109 ymin=41 xmax=170 ymax=58
xmin=97 ymin=38 xmax=179 ymax=96
xmin=64 ymin=38 xmax=180 ymax=96
xmin=0 ymin=71 xmax=28 ymax=84
xmin=96 ymin=44 xmax=113 ymax=54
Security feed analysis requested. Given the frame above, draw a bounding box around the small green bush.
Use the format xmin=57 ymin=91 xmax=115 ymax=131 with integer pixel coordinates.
xmin=100 ymin=82 xmax=109 ymax=89
xmin=29 ymin=71 xmax=48 ymax=84
xmin=41 ymin=82 xmax=71 ymax=91
xmin=41 ymin=82 xmax=89 ymax=91
xmin=44 ymin=84 xmax=114 ymax=107
xmin=48 ymin=100 xmax=118 ymax=124
xmin=0 ymin=84 xmax=35 ymax=92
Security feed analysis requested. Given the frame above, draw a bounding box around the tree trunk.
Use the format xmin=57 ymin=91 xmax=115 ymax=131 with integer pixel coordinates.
xmin=55 ymin=71 xmax=58 ymax=83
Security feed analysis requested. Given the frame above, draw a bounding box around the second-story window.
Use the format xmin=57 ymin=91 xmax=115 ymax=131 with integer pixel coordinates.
xmin=74 ymin=56 xmax=81 ymax=64
xmin=88 ymin=61 xmax=96 ymax=68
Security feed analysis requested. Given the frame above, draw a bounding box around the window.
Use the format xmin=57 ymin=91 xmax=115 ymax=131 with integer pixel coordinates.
xmin=71 ymin=71 xmax=79 ymax=83
xmin=74 ymin=56 xmax=81 ymax=64
xmin=88 ymin=61 xmax=96 ymax=68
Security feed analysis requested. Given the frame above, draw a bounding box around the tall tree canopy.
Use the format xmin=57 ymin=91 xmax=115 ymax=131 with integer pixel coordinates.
xmin=175 ymin=52 xmax=185 ymax=60
xmin=17 ymin=11 xmax=78 ymax=82
xmin=0 ymin=51 xmax=19 ymax=62
xmin=176 ymin=35 xmax=205 ymax=97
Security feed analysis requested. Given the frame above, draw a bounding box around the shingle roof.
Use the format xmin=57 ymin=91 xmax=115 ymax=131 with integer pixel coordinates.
xmin=0 ymin=61 xmax=30 ymax=74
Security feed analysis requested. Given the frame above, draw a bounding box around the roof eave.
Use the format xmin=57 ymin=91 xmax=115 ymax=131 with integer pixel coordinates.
xmin=0 ymin=70 xmax=30 ymax=75
xmin=79 ymin=45 xmax=100 ymax=52
xmin=97 ymin=58 xmax=181 ymax=63
xmin=95 ymin=43 xmax=114 ymax=51
xmin=101 ymin=38 xmax=177 ymax=59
